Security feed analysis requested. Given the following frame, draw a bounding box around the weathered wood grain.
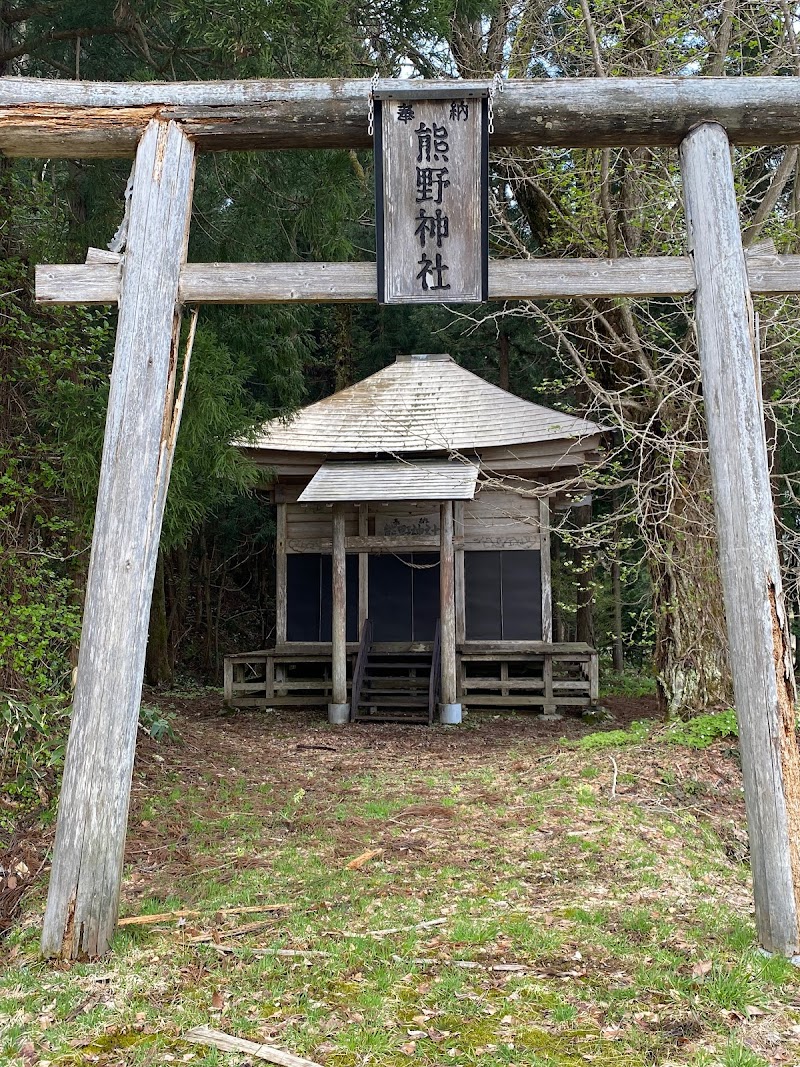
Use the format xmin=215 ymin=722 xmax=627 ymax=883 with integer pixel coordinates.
xmin=37 ymin=255 xmax=800 ymax=306
xmin=40 ymin=120 xmax=196 ymax=959
xmin=185 ymin=1025 xmax=323 ymax=1067
xmin=439 ymin=501 xmax=457 ymax=709
xmin=275 ymin=503 xmax=287 ymax=646
xmin=380 ymin=97 xmax=483 ymax=303
xmin=9 ymin=77 xmax=800 ymax=155
xmin=330 ymin=503 xmax=347 ymax=708
xmin=681 ymin=121 xmax=800 ymax=957
xmin=539 ymin=497 xmax=553 ymax=643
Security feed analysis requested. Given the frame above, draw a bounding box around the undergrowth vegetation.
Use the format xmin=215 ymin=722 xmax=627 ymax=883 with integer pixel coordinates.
xmin=2 ymin=700 xmax=798 ymax=1067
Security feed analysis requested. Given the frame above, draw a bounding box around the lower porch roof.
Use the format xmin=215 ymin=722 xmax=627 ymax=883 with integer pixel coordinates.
xmin=298 ymin=458 xmax=480 ymax=502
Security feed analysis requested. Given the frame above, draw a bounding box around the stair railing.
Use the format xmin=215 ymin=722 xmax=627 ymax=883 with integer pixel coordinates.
xmin=350 ymin=617 xmax=372 ymax=721
xmin=428 ymin=620 xmax=441 ymax=726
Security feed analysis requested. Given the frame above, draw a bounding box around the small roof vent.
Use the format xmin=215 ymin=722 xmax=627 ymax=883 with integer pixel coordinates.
xmin=395 ymin=352 xmax=452 ymax=363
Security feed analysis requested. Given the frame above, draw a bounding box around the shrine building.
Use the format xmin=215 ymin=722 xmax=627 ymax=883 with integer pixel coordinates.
xmin=223 ymin=352 xmax=605 ymax=724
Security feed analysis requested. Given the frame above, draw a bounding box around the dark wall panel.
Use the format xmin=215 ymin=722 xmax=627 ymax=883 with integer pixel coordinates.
xmin=287 ymin=554 xmax=321 ymax=641
xmin=501 ymin=551 xmax=542 ymax=640
xmin=465 ymin=552 xmax=502 ymax=639
xmin=464 ymin=550 xmax=542 ymax=640
xmin=288 ymin=553 xmax=358 ymax=642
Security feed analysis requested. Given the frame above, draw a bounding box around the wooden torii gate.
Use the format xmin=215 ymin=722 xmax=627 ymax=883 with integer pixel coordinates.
xmin=3 ymin=76 xmax=799 ymax=959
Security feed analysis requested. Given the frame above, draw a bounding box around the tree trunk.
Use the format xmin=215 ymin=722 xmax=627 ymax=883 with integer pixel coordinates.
xmin=647 ymin=449 xmax=732 ymax=718
xmin=145 ymin=551 xmax=172 ymax=686
xmin=574 ymin=502 xmax=595 ymax=646
xmin=611 ymin=556 xmax=624 ymax=673
xmin=551 ymin=534 xmax=566 ymax=643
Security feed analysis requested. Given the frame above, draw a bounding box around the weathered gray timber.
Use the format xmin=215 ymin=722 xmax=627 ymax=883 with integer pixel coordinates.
xmin=329 ymin=504 xmax=348 ymax=723
xmin=275 ymin=503 xmax=287 ymax=645
xmin=439 ymin=501 xmax=458 ymax=719
xmin=40 ymin=119 xmax=196 ymax=959
xmin=681 ymin=122 xmax=800 ymax=956
xmin=539 ymin=498 xmax=553 ymax=643
xmin=9 ymin=77 xmax=800 ymax=155
xmin=37 ymin=255 xmax=800 ymax=306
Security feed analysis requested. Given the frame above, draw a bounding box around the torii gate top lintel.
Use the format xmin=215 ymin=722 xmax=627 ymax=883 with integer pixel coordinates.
xmin=2 ymin=75 xmax=800 ymax=157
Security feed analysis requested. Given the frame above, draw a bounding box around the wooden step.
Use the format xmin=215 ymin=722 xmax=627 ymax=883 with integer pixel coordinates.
xmin=362 ymin=679 xmax=430 ymax=689
xmin=356 ymin=696 xmax=428 ymax=707
xmin=366 ymin=662 xmax=433 ymax=670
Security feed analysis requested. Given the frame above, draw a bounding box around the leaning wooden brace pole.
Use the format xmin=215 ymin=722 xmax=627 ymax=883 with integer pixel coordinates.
xmin=680 ymin=122 xmax=800 ymax=956
xmin=41 ymin=119 xmax=196 ymax=958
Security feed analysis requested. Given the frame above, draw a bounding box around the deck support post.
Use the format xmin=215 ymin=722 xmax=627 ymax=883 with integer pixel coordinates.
xmin=40 ymin=119 xmax=196 ymax=959
xmin=358 ymin=503 xmax=368 ymax=633
xmin=681 ymin=121 xmax=800 ymax=957
xmin=439 ymin=500 xmax=461 ymax=724
xmin=540 ymin=496 xmax=553 ymax=643
xmin=275 ymin=502 xmax=287 ymax=647
xmin=328 ymin=502 xmax=349 ymax=724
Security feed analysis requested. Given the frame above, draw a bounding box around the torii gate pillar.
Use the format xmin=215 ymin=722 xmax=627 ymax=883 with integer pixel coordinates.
xmin=681 ymin=122 xmax=800 ymax=957
xmin=41 ymin=119 xmax=196 ymax=958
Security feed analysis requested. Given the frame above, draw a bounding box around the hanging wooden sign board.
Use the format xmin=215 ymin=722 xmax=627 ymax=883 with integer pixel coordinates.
xmin=374 ymin=85 xmax=489 ymax=304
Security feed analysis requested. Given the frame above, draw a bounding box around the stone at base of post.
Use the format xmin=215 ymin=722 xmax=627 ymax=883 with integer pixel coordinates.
xmin=328 ymin=702 xmax=350 ymax=725
xmin=439 ymin=702 xmax=462 ymax=725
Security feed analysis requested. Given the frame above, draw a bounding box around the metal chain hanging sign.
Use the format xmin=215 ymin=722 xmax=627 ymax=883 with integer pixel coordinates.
xmin=373 ymin=81 xmax=489 ymax=304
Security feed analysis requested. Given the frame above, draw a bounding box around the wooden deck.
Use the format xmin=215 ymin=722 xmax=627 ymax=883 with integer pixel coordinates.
xmin=223 ymin=641 xmax=599 ymax=715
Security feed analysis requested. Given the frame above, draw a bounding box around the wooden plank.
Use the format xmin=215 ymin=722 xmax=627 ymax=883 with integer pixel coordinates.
xmin=40 ymin=120 xmax=196 ymax=960
xmin=183 ymin=263 xmax=377 ymax=303
xmin=275 ymin=503 xmax=287 ymax=645
xmin=330 ymin=503 xmax=347 ymax=706
xmin=462 ymin=694 xmax=590 ymax=707
xmin=286 ymin=535 xmax=442 ymax=554
xmin=681 ymin=121 xmax=800 ymax=957
xmin=540 ymin=497 xmax=553 ymax=643
xmin=464 ymin=678 xmax=545 ymax=692
xmin=461 ymin=640 xmax=594 ymax=654
xmin=185 ymin=1024 xmax=323 ymax=1067
xmin=588 ymin=651 xmax=599 ymax=704
xmin=439 ymin=501 xmax=457 ymax=707
xmin=10 ymin=77 xmax=800 ymax=156
xmin=233 ymin=679 xmax=334 ymax=692
xmin=39 ymin=254 xmax=800 ymax=307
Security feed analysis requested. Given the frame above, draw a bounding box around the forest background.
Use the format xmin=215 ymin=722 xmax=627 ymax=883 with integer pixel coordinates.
xmin=3 ymin=0 xmax=800 ymax=818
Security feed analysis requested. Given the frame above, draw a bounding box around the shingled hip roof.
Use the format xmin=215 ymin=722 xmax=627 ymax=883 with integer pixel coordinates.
xmin=248 ymin=353 xmax=603 ymax=456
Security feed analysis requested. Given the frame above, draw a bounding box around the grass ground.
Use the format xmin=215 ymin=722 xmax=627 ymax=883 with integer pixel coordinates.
xmin=2 ymin=692 xmax=800 ymax=1067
